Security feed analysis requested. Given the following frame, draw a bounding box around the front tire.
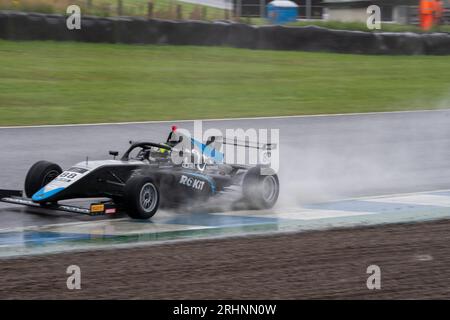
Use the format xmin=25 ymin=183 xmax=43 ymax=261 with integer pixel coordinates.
xmin=24 ymin=161 xmax=62 ymax=198
xmin=242 ymin=167 xmax=280 ymax=209
xmin=124 ymin=176 xmax=160 ymax=219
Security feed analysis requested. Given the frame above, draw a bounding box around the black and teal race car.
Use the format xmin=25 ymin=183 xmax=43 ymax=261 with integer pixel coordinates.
xmin=0 ymin=127 xmax=280 ymax=219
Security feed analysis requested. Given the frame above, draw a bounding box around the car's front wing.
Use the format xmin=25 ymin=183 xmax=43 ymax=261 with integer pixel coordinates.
xmin=0 ymin=189 xmax=117 ymax=216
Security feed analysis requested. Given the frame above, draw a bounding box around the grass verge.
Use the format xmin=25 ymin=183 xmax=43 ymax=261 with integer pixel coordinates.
xmin=0 ymin=39 xmax=449 ymax=126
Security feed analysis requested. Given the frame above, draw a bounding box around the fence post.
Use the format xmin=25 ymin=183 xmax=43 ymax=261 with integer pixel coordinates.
xmin=117 ymin=0 xmax=123 ymax=16
xmin=147 ymin=1 xmax=154 ymax=19
xmin=225 ymin=9 xmax=230 ymax=20
xmin=236 ymin=0 xmax=242 ymax=21
xmin=176 ymin=4 xmax=182 ymax=20
xmin=306 ymin=0 xmax=311 ymax=19
xmin=104 ymin=3 xmax=112 ymax=16
xmin=87 ymin=0 xmax=93 ymax=14
xmin=260 ymin=0 xmax=265 ymax=18
xmin=201 ymin=6 xmax=207 ymax=20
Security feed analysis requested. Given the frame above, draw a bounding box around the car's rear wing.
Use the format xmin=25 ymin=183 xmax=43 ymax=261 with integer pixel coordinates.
xmin=167 ymin=126 xmax=277 ymax=152
xmin=207 ymin=136 xmax=277 ymax=151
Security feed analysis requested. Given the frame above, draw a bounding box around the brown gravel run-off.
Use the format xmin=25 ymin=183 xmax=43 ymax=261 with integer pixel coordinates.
xmin=1 ymin=219 xmax=450 ymax=299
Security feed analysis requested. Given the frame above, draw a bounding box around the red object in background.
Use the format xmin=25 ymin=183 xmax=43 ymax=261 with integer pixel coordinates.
xmin=420 ymin=0 xmax=434 ymax=30
xmin=171 ymin=125 xmax=177 ymax=132
xmin=420 ymin=0 xmax=444 ymax=31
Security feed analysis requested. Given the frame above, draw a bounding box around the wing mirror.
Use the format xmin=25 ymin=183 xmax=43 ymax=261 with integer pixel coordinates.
xmin=109 ymin=151 xmax=119 ymax=159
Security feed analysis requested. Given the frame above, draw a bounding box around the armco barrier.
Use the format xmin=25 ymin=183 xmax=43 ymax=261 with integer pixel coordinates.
xmin=0 ymin=11 xmax=449 ymax=55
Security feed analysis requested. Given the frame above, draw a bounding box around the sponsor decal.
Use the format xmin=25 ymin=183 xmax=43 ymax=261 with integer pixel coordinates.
xmin=179 ymin=175 xmax=205 ymax=191
xmin=59 ymin=205 xmax=90 ymax=214
xmin=67 ymin=167 xmax=89 ymax=174
xmin=90 ymin=204 xmax=105 ymax=213
xmin=105 ymin=208 xmax=117 ymax=215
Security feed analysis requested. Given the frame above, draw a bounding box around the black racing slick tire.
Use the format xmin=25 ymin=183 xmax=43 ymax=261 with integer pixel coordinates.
xmin=124 ymin=176 xmax=160 ymax=219
xmin=24 ymin=161 xmax=63 ymax=198
xmin=242 ymin=166 xmax=280 ymax=209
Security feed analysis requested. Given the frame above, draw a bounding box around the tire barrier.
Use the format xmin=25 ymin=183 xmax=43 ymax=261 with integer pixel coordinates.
xmin=1 ymin=11 xmax=449 ymax=55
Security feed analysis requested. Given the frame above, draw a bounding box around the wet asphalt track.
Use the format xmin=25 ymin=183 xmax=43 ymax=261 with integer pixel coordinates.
xmin=1 ymin=110 xmax=450 ymax=230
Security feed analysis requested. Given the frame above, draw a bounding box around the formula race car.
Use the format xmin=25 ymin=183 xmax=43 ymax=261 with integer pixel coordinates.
xmin=0 ymin=127 xmax=279 ymax=219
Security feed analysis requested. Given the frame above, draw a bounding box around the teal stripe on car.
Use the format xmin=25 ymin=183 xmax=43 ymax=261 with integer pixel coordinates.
xmin=32 ymin=187 xmax=65 ymax=201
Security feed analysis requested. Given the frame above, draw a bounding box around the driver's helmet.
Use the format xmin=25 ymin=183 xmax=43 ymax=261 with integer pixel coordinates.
xmin=155 ymin=145 xmax=170 ymax=155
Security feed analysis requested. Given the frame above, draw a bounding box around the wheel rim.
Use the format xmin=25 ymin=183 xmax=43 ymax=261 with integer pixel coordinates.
xmin=43 ymin=170 xmax=60 ymax=186
xmin=139 ymin=183 xmax=158 ymax=213
xmin=262 ymin=176 xmax=277 ymax=203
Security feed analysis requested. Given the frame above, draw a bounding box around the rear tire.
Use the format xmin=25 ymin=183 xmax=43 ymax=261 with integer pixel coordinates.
xmin=242 ymin=167 xmax=279 ymax=209
xmin=24 ymin=161 xmax=62 ymax=198
xmin=124 ymin=176 xmax=160 ymax=219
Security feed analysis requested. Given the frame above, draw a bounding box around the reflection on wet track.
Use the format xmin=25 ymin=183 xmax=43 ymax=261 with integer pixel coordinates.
xmin=2 ymin=189 xmax=450 ymax=257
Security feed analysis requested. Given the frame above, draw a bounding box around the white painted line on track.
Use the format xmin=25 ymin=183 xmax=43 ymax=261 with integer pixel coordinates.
xmin=211 ymin=208 xmax=376 ymax=220
xmin=0 ymin=108 xmax=449 ymax=129
xmin=368 ymin=194 xmax=450 ymax=207
xmin=312 ymin=188 xmax=450 ymax=205
xmin=48 ymin=222 xmax=213 ymax=236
